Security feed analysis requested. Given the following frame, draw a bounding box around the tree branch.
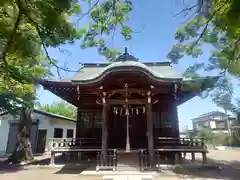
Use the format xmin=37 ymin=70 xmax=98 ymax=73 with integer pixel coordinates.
xmin=174 ymin=4 xmax=197 ymax=17
xmin=221 ymin=36 xmax=240 ymax=75
xmin=230 ymin=37 xmax=240 ymax=63
xmin=25 ymin=16 xmax=80 ymax=78
xmin=1 ymin=0 xmax=22 ymax=68
xmin=77 ymin=0 xmax=100 ymax=22
xmin=190 ymin=0 xmax=230 ymax=51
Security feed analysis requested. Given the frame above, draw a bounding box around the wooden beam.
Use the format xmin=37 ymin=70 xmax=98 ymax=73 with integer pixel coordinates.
xmin=88 ymin=88 xmax=146 ymax=97
xmin=86 ymin=87 xmax=173 ymax=96
xmin=109 ymin=88 xmax=146 ymax=94
xmin=107 ymin=99 xmax=147 ymax=105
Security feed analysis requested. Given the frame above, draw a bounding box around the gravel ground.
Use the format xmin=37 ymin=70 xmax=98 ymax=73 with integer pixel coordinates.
xmin=0 ymin=150 xmax=239 ymax=180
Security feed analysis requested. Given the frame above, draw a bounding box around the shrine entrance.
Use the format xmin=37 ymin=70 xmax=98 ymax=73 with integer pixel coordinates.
xmin=129 ymin=113 xmax=147 ymax=149
xmin=108 ymin=108 xmax=147 ymax=150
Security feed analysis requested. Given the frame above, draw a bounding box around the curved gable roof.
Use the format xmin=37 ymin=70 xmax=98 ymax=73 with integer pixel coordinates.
xmin=71 ymin=61 xmax=182 ymax=84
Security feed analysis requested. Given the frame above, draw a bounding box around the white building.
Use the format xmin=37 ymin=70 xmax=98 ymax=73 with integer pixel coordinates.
xmin=0 ymin=109 xmax=76 ymax=156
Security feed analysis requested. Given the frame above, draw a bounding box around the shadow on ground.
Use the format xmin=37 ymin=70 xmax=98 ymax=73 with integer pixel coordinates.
xmin=0 ymin=154 xmax=95 ymax=174
xmin=0 ymin=157 xmax=27 ymax=174
xmin=173 ymin=158 xmax=240 ymax=180
xmin=0 ymin=164 xmax=27 ymax=174
xmin=32 ymin=155 xmax=97 ymax=174
xmin=54 ymin=164 xmax=96 ymax=174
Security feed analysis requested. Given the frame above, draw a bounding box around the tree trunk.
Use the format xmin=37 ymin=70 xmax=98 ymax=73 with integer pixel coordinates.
xmin=8 ymin=107 xmax=34 ymax=164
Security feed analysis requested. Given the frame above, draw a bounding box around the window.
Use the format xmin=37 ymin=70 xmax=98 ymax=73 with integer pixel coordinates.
xmin=203 ymin=121 xmax=209 ymax=127
xmin=197 ymin=121 xmax=209 ymax=129
xmin=214 ymin=116 xmax=222 ymax=120
xmin=215 ymin=121 xmax=226 ymax=129
xmin=66 ymin=129 xmax=74 ymax=138
xmin=54 ymin=128 xmax=63 ymax=138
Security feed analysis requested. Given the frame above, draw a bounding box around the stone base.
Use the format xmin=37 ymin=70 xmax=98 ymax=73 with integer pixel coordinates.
xmin=102 ymin=175 xmax=153 ymax=180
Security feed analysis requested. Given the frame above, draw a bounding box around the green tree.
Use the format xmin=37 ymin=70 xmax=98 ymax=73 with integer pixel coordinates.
xmin=213 ymin=132 xmax=229 ymax=146
xmin=198 ymin=128 xmax=215 ymax=144
xmin=168 ymin=0 xmax=240 ymax=111
xmin=1 ymin=0 xmax=132 ymax=163
xmin=0 ymin=0 xmax=133 ymax=111
xmin=37 ymin=101 xmax=77 ymax=119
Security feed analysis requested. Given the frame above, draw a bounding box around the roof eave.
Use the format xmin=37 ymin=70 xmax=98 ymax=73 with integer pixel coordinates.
xmin=177 ymin=76 xmax=220 ymax=105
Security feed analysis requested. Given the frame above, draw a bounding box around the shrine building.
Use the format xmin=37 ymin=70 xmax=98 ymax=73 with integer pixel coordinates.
xmin=40 ymin=49 xmax=218 ymax=168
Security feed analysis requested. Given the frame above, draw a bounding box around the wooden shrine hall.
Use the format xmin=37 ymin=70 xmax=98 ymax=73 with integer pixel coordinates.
xmin=40 ymin=49 xmax=219 ymax=170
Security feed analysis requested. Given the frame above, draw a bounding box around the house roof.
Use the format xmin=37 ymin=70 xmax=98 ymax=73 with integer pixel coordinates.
xmin=0 ymin=109 xmax=76 ymax=122
xmin=192 ymin=111 xmax=228 ymax=121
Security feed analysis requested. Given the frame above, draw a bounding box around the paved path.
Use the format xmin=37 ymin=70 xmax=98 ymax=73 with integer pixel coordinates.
xmin=0 ymin=150 xmax=239 ymax=180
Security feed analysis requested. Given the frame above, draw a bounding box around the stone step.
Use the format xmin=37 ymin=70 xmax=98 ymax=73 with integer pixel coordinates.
xmin=102 ymin=175 xmax=153 ymax=180
xmin=116 ymin=166 xmax=140 ymax=171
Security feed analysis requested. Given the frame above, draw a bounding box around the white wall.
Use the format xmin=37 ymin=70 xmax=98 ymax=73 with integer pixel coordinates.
xmin=0 ymin=115 xmax=11 ymax=155
xmin=210 ymin=121 xmax=216 ymax=129
xmin=43 ymin=117 xmax=76 ymax=151
xmin=213 ymin=130 xmax=229 ymax=134
xmin=0 ymin=112 xmax=76 ymax=155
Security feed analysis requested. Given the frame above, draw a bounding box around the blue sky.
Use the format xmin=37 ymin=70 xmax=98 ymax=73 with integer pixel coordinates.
xmin=38 ymin=0 xmax=232 ymax=131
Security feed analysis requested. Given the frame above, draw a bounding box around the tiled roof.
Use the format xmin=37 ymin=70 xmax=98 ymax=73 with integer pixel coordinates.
xmin=71 ymin=61 xmax=182 ymax=83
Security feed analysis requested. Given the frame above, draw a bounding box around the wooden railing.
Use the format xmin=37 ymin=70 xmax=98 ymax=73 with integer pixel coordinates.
xmin=48 ymin=138 xmax=101 ymax=150
xmin=156 ymin=137 xmax=205 ymax=149
xmin=48 ymin=138 xmax=118 ymax=171
xmin=138 ymin=149 xmax=149 ymax=171
xmin=48 ymin=137 xmax=207 ymax=171
xmin=138 ymin=137 xmax=208 ymax=170
xmin=96 ymin=149 xmax=117 ymax=171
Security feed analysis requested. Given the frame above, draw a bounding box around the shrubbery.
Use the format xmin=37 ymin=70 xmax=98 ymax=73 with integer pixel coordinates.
xmin=197 ymin=128 xmax=240 ymax=146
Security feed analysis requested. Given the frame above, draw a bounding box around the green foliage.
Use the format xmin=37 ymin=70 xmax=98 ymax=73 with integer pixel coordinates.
xmin=80 ymin=0 xmax=133 ymax=61
xmin=0 ymin=0 xmax=82 ymax=111
xmin=0 ymin=0 xmax=133 ymax=111
xmin=198 ymin=128 xmax=215 ymax=144
xmin=197 ymin=128 xmax=229 ymax=146
xmin=213 ymin=132 xmax=229 ymax=146
xmin=37 ymin=101 xmax=77 ymax=119
xmin=168 ymin=0 xmax=240 ymax=111
xmin=230 ymin=130 xmax=240 ymax=146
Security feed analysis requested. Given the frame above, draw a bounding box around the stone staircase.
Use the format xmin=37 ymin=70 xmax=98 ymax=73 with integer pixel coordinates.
xmin=116 ymin=151 xmax=140 ymax=171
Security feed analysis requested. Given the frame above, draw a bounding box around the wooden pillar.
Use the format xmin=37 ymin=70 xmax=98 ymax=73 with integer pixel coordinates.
xmin=146 ymin=91 xmax=154 ymax=166
xmin=101 ymin=92 xmax=108 ymax=165
xmin=202 ymin=152 xmax=207 ymax=165
xmin=174 ymin=105 xmax=179 ymax=137
xmin=50 ymin=151 xmax=55 ymax=165
xmin=174 ymin=153 xmax=180 ymax=164
xmin=191 ymin=152 xmax=195 ymax=162
xmin=125 ymin=113 xmax=130 ymax=152
xmin=75 ymin=108 xmax=81 ymax=139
